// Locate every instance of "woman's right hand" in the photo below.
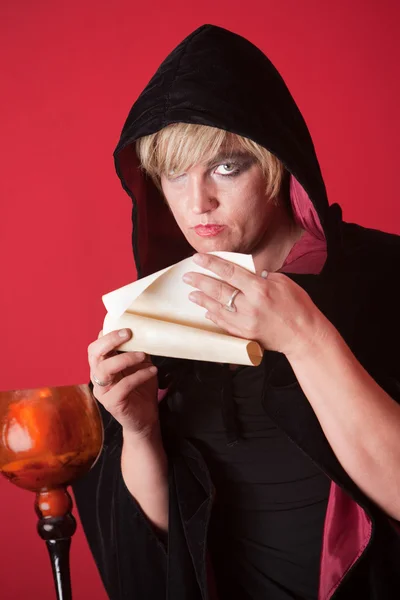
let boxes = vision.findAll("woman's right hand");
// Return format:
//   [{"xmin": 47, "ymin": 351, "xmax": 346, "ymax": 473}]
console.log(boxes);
[
  {"xmin": 89, "ymin": 329, "xmax": 169, "ymax": 530},
  {"xmin": 88, "ymin": 328, "xmax": 160, "ymax": 439}
]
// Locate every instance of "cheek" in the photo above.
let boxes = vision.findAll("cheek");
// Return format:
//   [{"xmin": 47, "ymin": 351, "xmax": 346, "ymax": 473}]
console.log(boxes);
[
  {"xmin": 161, "ymin": 185, "xmax": 185, "ymax": 223},
  {"xmin": 170, "ymin": 205, "xmax": 190, "ymax": 230},
  {"xmin": 244, "ymin": 179, "xmax": 271, "ymax": 220},
  {"xmin": 221, "ymin": 180, "xmax": 267, "ymax": 224}
]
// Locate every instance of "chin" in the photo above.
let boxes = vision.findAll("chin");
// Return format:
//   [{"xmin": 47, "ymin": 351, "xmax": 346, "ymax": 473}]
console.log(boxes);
[
  {"xmin": 193, "ymin": 240, "xmax": 237, "ymax": 254},
  {"xmin": 186, "ymin": 231, "xmax": 242, "ymax": 254}
]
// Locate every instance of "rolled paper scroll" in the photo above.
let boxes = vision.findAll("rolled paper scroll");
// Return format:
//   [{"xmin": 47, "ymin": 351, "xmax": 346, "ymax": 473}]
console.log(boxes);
[{"xmin": 102, "ymin": 252, "xmax": 263, "ymax": 366}]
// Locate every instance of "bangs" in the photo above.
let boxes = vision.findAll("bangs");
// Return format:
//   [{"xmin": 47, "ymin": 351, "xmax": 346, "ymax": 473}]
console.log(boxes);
[
  {"xmin": 137, "ymin": 124, "xmax": 237, "ymax": 177},
  {"xmin": 136, "ymin": 123, "xmax": 284, "ymax": 198}
]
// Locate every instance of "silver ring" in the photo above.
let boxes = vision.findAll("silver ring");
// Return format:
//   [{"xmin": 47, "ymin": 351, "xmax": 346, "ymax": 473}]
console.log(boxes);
[
  {"xmin": 224, "ymin": 288, "xmax": 241, "ymax": 312},
  {"xmin": 92, "ymin": 372, "xmax": 113, "ymax": 387}
]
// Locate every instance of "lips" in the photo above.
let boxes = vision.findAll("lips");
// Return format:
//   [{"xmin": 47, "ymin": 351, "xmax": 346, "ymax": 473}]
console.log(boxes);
[{"xmin": 194, "ymin": 225, "xmax": 226, "ymax": 237}]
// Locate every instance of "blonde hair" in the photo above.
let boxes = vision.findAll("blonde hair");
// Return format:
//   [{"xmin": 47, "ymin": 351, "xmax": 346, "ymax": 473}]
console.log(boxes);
[{"xmin": 135, "ymin": 123, "xmax": 284, "ymax": 199}]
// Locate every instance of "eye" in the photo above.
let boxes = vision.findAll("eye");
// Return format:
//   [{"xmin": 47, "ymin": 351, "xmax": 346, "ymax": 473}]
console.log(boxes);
[
  {"xmin": 214, "ymin": 162, "xmax": 240, "ymax": 176},
  {"xmin": 166, "ymin": 170, "xmax": 185, "ymax": 182}
]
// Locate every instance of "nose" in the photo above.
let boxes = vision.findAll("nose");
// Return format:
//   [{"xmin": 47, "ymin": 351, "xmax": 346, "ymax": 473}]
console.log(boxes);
[{"xmin": 188, "ymin": 176, "xmax": 218, "ymax": 214}]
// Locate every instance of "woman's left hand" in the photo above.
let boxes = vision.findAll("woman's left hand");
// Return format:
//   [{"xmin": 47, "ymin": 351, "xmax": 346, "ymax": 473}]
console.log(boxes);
[{"xmin": 183, "ymin": 253, "xmax": 331, "ymax": 360}]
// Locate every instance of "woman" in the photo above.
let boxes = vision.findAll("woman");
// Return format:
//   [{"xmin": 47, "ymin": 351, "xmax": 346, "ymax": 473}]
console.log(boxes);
[{"xmin": 74, "ymin": 24, "xmax": 400, "ymax": 600}]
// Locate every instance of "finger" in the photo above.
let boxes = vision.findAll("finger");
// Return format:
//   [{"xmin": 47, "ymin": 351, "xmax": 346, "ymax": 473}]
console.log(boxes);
[
  {"xmin": 110, "ymin": 365, "xmax": 158, "ymax": 398},
  {"xmin": 192, "ymin": 253, "xmax": 255, "ymax": 291},
  {"xmin": 93, "ymin": 351, "xmax": 147, "ymax": 383},
  {"xmin": 189, "ymin": 291, "xmax": 245, "ymax": 325},
  {"xmin": 205, "ymin": 311, "xmax": 247, "ymax": 338},
  {"xmin": 92, "ymin": 375, "xmax": 115, "ymax": 393},
  {"xmin": 88, "ymin": 328, "xmax": 132, "ymax": 368},
  {"xmin": 98, "ymin": 365, "xmax": 158, "ymax": 416},
  {"xmin": 188, "ymin": 290, "xmax": 224, "ymax": 313},
  {"xmin": 98, "ymin": 330, "xmax": 103, "ymax": 339},
  {"xmin": 183, "ymin": 272, "xmax": 244, "ymax": 308},
  {"xmin": 91, "ymin": 352, "xmax": 149, "ymax": 396}
]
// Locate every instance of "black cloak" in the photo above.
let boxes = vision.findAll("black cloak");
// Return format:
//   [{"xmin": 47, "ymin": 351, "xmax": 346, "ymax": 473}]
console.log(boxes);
[{"xmin": 73, "ymin": 24, "xmax": 400, "ymax": 600}]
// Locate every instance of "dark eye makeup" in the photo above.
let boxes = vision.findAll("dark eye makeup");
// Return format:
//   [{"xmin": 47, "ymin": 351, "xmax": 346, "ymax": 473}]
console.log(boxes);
[
  {"xmin": 164, "ymin": 153, "xmax": 256, "ymax": 181},
  {"xmin": 212, "ymin": 154, "xmax": 256, "ymax": 178}
]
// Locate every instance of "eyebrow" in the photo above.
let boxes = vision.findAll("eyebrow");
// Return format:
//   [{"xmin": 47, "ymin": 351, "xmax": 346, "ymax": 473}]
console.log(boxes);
[{"xmin": 204, "ymin": 150, "xmax": 253, "ymax": 167}]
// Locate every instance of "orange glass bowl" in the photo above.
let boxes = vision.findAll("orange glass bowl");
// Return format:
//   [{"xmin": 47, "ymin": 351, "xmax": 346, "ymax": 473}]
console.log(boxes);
[
  {"xmin": 0, "ymin": 384, "xmax": 104, "ymax": 600},
  {"xmin": 0, "ymin": 385, "xmax": 103, "ymax": 491}
]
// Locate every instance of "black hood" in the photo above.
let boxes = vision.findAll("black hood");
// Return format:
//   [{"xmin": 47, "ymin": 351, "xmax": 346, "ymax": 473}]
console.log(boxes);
[{"xmin": 114, "ymin": 24, "xmax": 342, "ymax": 278}]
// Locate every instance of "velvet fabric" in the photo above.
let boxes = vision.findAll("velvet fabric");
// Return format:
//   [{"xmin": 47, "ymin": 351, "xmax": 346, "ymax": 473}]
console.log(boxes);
[{"xmin": 73, "ymin": 24, "xmax": 400, "ymax": 599}]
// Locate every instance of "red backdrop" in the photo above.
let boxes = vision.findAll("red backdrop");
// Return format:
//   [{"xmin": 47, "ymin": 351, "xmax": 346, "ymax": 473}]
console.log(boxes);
[{"xmin": 1, "ymin": 1, "xmax": 399, "ymax": 598}]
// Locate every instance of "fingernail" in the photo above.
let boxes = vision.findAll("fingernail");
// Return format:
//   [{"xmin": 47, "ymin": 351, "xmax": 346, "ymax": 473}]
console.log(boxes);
[
  {"xmin": 149, "ymin": 366, "xmax": 158, "ymax": 374},
  {"xmin": 182, "ymin": 273, "xmax": 193, "ymax": 283},
  {"xmin": 118, "ymin": 328, "xmax": 130, "ymax": 338}
]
